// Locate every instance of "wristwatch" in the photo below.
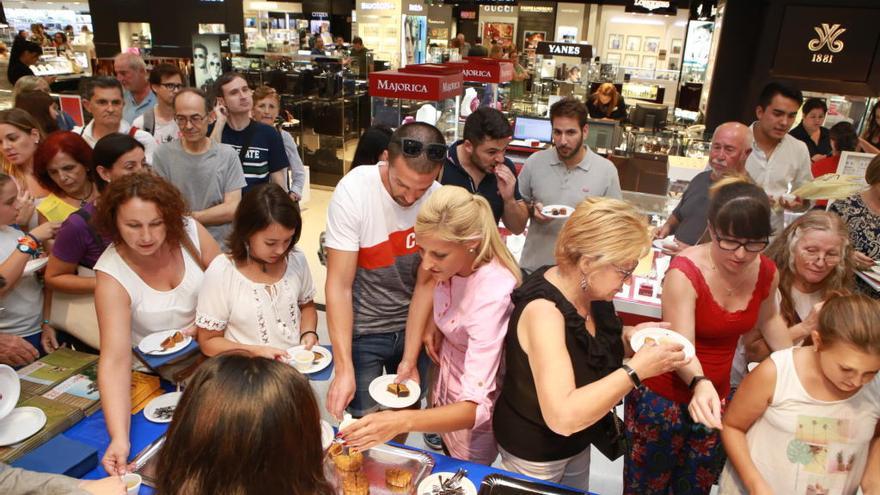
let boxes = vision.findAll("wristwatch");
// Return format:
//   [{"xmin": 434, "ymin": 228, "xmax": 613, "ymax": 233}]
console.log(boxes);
[
  {"xmin": 16, "ymin": 242, "xmax": 38, "ymax": 257},
  {"xmin": 622, "ymin": 364, "xmax": 641, "ymax": 388},
  {"xmin": 689, "ymin": 375, "xmax": 709, "ymax": 390}
]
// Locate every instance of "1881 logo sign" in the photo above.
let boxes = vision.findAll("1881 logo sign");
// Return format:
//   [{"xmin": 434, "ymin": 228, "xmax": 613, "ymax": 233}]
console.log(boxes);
[{"xmin": 807, "ymin": 23, "xmax": 845, "ymax": 64}]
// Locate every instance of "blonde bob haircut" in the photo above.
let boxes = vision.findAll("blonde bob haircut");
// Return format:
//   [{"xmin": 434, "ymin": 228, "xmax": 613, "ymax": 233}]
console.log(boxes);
[
  {"xmin": 415, "ymin": 185, "xmax": 522, "ymax": 286},
  {"xmin": 555, "ymin": 197, "xmax": 651, "ymax": 271}
]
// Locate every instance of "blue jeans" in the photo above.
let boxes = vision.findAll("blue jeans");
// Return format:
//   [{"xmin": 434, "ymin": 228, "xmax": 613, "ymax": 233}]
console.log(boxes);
[{"xmin": 349, "ymin": 330, "xmax": 429, "ymax": 417}]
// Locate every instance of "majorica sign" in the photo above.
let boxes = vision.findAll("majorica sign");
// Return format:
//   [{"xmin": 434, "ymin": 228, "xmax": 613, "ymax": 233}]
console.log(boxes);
[
  {"xmin": 377, "ymin": 80, "xmax": 427, "ymax": 93},
  {"xmin": 463, "ymin": 69, "xmax": 492, "ymax": 78}
]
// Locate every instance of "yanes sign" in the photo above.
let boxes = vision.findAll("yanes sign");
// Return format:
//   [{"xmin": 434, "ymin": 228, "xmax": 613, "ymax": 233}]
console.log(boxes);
[{"xmin": 535, "ymin": 41, "xmax": 593, "ymax": 59}]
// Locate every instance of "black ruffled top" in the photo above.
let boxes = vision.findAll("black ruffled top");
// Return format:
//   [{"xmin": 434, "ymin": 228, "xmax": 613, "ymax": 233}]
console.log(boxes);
[{"xmin": 493, "ymin": 266, "xmax": 624, "ymax": 462}]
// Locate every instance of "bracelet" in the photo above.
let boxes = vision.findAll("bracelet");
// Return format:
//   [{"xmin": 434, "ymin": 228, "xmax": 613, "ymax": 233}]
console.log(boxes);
[
  {"xmin": 689, "ymin": 375, "xmax": 708, "ymax": 391},
  {"xmin": 25, "ymin": 232, "xmax": 40, "ymax": 246},
  {"xmin": 622, "ymin": 364, "xmax": 641, "ymax": 388},
  {"xmin": 300, "ymin": 331, "xmax": 318, "ymax": 340},
  {"xmin": 42, "ymin": 319, "xmax": 50, "ymax": 325}
]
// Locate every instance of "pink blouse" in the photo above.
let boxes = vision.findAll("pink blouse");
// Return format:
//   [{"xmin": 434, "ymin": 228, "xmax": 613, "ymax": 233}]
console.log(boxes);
[{"xmin": 432, "ymin": 259, "xmax": 517, "ymax": 465}]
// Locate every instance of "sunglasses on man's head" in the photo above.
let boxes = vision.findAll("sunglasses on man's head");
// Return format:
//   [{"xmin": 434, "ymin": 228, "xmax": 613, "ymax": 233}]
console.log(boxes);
[{"xmin": 393, "ymin": 138, "xmax": 447, "ymax": 162}]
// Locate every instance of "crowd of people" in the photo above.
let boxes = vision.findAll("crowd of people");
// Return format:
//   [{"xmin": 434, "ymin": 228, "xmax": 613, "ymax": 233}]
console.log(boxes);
[{"xmin": 0, "ymin": 52, "xmax": 878, "ymax": 495}]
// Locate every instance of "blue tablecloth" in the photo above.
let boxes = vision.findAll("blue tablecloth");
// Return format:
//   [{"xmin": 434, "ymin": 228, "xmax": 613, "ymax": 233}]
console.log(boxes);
[{"xmin": 66, "ymin": 408, "xmax": 590, "ymax": 494}]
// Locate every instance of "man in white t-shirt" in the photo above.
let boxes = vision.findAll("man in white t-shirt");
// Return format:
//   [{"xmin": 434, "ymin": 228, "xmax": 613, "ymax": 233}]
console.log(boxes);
[
  {"xmin": 745, "ymin": 82, "xmax": 812, "ymax": 233},
  {"xmin": 132, "ymin": 63, "xmax": 183, "ymax": 144},
  {"xmin": 324, "ymin": 122, "xmax": 446, "ymax": 420}
]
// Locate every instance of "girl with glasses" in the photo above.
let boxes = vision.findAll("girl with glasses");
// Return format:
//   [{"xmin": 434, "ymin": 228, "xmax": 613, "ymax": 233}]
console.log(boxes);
[{"xmin": 624, "ymin": 177, "xmax": 795, "ymax": 495}]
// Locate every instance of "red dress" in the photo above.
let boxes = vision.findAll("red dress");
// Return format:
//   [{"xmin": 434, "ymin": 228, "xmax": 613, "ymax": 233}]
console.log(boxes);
[{"xmin": 643, "ymin": 254, "xmax": 776, "ymax": 403}]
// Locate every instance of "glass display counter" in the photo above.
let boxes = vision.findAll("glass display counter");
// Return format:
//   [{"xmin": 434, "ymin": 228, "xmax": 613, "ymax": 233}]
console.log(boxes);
[
  {"xmin": 443, "ymin": 57, "xmax": 514, "ymax": 114},
  {"xmin": 369, "ymin": 64, "xmax": 464, "ymax": 144}
]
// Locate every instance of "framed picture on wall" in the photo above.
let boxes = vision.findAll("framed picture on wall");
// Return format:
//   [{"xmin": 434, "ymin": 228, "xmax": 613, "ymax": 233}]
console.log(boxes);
[
  {"xmin": 623, "ymin": 53, "xmax": 639, "ymax": 67},
  {"xmin": 626, "ymin": 35, "xmax": 641, "ymax": 52},
  {"xmin": 643, "ymin": 37, "xmax": 660, "ymax": 53},
  {"xmin": 606, "ymin": 52, "xmax": 621, "ymax": 65},
  {"xmin": 642, "ymin": 55, "xmax": 656, "ymax": 69},
  {"xmin": 608, "ymin": 34, "xmax": 623, "ymax": 51},
  {"xmin": 671, "ymin": 38, "xmax": 683, "ymax": 55},
  {"xmin": 523, "ymin": 31, "xmax": 546, "ymax": 50},
  {"xmin": 668, "ymin": 57, "xmax": 680, "ymax": 70},
  {"xmin": 483, "ymin": 22, "xmax": 514, "ymax": 46}
]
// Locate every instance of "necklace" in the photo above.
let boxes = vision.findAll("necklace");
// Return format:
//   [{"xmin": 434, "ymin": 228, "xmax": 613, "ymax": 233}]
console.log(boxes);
[
  {"xmin": 70, "ymin": 182, "xmax": 94, "ymax": 207},
  {"xmin": 708, "ymin": 251, "xmax": 747, "ymax": 296}
]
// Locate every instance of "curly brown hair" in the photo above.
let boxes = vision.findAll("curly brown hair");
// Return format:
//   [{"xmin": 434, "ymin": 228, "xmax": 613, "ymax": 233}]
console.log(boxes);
[{"xmin": 94, "ymin": 172, "xmax": 190, "ymax": 248}]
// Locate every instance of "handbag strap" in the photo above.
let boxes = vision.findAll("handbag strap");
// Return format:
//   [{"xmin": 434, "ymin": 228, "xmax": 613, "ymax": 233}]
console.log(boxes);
[{"xmin": 179, "ymin": 228, "xmax": 206, "ymax": 272}]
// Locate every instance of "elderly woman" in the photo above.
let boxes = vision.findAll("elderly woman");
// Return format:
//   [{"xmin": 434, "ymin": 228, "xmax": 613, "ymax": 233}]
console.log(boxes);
[
  {"xmin": 830, "ymin": 154, "xmax": 880, "ymax": 297},
  {"xmin": 250, "ymin": 86, "xmax": 305, "ymax": 201},
  {"xmin": 492, "ymin": 197, "xmax": 688, "ymax": 491}
]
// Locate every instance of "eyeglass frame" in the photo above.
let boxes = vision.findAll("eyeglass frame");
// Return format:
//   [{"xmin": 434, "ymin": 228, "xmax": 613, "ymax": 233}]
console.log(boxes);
[
  {"xmin": 797, "ymin": 246, "xmax": 842, "ymax": 265},
  {"xmin": 391, "ymin": 137, "xmax": 447, "ymax": 162},
  {"xmin": 159, "ymin": 83, "xmax": 184, "ymax": 91},
  {"xmin": 612, "ymin": 263, "xmax": 637, "ymax": 281},
  {"xmin": 173, "ymin": 113, "xmax": 209, "ymax": 126},
  {"xmin": 712, "ymin": 234, "xmax": 770, "ymax": 253}
]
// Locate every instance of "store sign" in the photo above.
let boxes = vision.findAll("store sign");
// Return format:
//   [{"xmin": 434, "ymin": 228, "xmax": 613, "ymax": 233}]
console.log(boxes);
[
  {"xmin": 535, "ymin": 42, "xmax": 593, "ymax": 59},
  {"xmin": 311, "ymin": 11, "xmax": 329, "ymax": 18},
  {"xmin": 408, "ymin": 4, "xmax": 423, "ymax": 12},
  {"xmin": 481, "ymin": 5, "xmax": 515, "ymax": 14},
  {"xmin": 461, "ymin": 11, "xmax": 476, "ymax": 19},
  {"xmin": 519, "ymin": 5, "xmax": 553, "ymax": 14},
  {"xmin": 361, "ymin": 2, "xmax": 395, "ymax": 10},
  {"xmin": 625, "ymin": 0, "xmax": 677, "ymax": 16},
  {"xmin": 369, "ymin": 70, "xmax": 464, "ymax": 100},
  {"xmin": 773, "ymin": 6, "xmax": 878, "ymax": 82}
]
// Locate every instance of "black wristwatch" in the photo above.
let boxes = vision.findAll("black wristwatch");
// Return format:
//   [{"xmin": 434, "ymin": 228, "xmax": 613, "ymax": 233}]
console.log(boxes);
[
  {"xmin": 689, "ymin": 375, "xmax": 708, "ymax": 390},
  {"xmin": 622, "ymin": 364, "xmax": 641, "ymax": 388}
]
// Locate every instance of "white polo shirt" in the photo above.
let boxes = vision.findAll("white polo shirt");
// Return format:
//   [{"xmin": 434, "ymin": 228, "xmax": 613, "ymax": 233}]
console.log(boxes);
[{"xmin": 72, "ymin": 120, "xmax": 157, "ymax": 163}]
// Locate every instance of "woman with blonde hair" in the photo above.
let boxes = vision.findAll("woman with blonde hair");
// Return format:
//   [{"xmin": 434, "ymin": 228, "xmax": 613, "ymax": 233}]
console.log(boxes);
[
  {"xmin": 587, "ymin": 82, "xmax": 627, "ymax": 121},
  {"xmin": 735, "ymin": 210, "xmax": 853, "ymax": 374},
  {"xmin": 0, "ymin": 108, "xmax": 48, "ymax": 227},
  {"xmin": 342, "ymin": 185, "xmax": 522, "ymax": 464},
  {"xmin": 489, "ymin": 197, "xmax": 688, "ymax": 490}
]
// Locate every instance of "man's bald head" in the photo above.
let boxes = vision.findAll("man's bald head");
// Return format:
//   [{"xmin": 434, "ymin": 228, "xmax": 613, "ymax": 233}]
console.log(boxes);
[{"xmin": 709, "ymin": 121, "xmax": 752, "ymax": 179}]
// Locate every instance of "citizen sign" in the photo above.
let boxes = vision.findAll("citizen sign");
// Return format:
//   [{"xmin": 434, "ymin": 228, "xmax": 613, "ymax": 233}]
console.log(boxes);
[{"xmin": 377, "ymin": 80, "xmax": 428, "ymax": 93}]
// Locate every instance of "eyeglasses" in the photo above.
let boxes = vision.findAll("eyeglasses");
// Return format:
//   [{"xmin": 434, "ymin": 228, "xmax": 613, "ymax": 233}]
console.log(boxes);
[
  {"xmin": 174, "ymin": 114, "xmax": 207, "ymax": 126},
  {"xmin": 160, "ymin": 83, "xmax": 184, "ymax": 91},
  {"xmin": 392, "ymin": 138, "xmax": 447, "ymax": 162},
  {"xmin": 799, "ymin": 248, "xmax": 841, "ymax": 265},
  {"xmin": 715, "ymin": 236, "xmax": 769, "ymax": 253},
  {"xmin": 612, "ymin": 263, "xmax": 636, "ymax": 281}
]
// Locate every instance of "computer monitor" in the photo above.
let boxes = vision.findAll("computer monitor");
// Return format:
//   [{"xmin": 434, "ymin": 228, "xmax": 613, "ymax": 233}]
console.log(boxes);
[
  {"xmin": 513, "ymin": 117, "xmax": 552, "ymax": 143},
  {"xmin": 630, "ymin": 102, "xmax": 669, "ymax": 131},
  {"xmin": 585, "ymin": 119, "xmax": 621, "ymax": 152}
]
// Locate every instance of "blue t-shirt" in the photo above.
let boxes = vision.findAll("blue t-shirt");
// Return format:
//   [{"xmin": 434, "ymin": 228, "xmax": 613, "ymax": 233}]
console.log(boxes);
[{"xmin": 221, "ymin": 120, "xmax": 289, "ymax": 192}]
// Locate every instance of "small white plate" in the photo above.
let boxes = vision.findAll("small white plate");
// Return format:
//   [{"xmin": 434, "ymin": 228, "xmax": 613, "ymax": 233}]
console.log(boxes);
[
  {"xmin": 747, "ymin": 362, "xmax": 760, "ymax": 373},
  {"xmin": 870, "ymin": 264, "xmax": 880, "ymax": 275},
  {"xmin": 144, "ymin": 391, "xmax": 183, "ymax": 423},
  {"xmin": 0, "ymin": 406, "xmax": 47, "ymax": 446},
  {"xmin": 137, "ymin": 330, "xmax": 192, "ymax": 356},
  {"xmin": 283, "ymin": 344, "xmax": 332, "ymax": 374},
  {"xmin": 417, "ymin": 472, "xmax": 477, "ymax": 495},
  {"xmin": 23, "ymin": 258, "xmax": 48, "ymax": 276},
  {"xmin": 368, "ymin": 375, "xmax": 420, "ymax": 409},
  {"xmin": 630, "ymin": 327, "xmax": 696, "ymax": 360},
  {"xmin": 321, "ymin": 419, "xmax": 335, "ymax": 450},
  {"xmin": 541, "ymin": 204, "xmax": 573, "ymax": 219},
  {"xmin": 652, "ymin": 235, "xmax": 677, "ymax": 251},
  {"xmin": 0, "ymin": 364, "xmax": 20, "ymax": 422}
]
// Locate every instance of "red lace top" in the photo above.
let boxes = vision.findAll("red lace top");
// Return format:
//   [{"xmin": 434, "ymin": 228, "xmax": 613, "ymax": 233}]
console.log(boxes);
[{"xmin": 643, "ymin": 254, "xmax": 776, "ymax": 404}]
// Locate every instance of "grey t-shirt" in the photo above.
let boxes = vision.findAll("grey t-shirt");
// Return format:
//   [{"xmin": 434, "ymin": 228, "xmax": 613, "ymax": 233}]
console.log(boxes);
[
  {"xmin": 672, "ymin": 170, "xmax": 713, "ymax": 245},
  {"xmin": 518, "ymin": 146, "xmax": 622, "ymax": 273},
  {"xmin": 152, "ymin": 140, "xmax": 247, "ymax": 245}
]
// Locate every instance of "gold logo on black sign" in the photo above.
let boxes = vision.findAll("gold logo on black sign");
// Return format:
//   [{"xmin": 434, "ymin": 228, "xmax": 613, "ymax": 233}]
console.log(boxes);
[{"xmin": 808, "ymin": 23, "xmax": 846, "ymax": 53}]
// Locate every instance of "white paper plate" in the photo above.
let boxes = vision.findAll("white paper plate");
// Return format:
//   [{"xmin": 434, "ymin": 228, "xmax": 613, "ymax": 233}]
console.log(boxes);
[
  {"xmin": 368, "ymin": 375, "xmax": 420, "ymax": 409},
  {"xmin": 144, "ymin": 391, "xmax": 183, "ymax": 424},
  {"xmin": 630, "ymin": 327, "xmax": 696, "ymax": 360},
  {"xmin": 0, "ymin": 406, "xmax": 47, "ymax": 446},
  {"xmin": 137, "ymin": 330, "xmax": 192, "ymax": 356},
  {"xmin": 283, "ymin": 344, "xmax": 332, "ymax": 374},
  {"xmin": 540, "ymin": 204, "xmax": 573, "ymax": 219},
  {"xmin": 417, "ymin": 472, "xmax": 477, "ymax": 495},
  {"xmin": 0, "ymin": 364, "xmax": 20, "ymax": 422},
  {"xmin": 652, "ymin": 235, "xmax": 677, "ymax": 251},
  {"xmin": 321, "ymin": 419, "xmax": 335, "ymax": 450},
  {"xmin": 23, "ymin": 258, "xmax": 48, "ymax": 276},
  {"xmin": 747, "ymin": 362, "xmax": 760, "ymax": 373},
  {"xmin": 870, "ymin": 264, "xmax": 880, "ymax": 275}
]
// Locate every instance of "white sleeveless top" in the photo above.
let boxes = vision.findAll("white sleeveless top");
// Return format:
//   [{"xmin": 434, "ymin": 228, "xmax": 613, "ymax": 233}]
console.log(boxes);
[
  {"xmin": 718, "ymin": 347, "xmax": 880, "ymax": 495},
  {"xmin": 94, "ymin": 217, "xmax": 204, "ymax": 346}
]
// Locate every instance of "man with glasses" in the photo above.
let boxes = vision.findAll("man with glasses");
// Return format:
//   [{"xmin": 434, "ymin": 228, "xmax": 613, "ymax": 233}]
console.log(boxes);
[
  {"xmin": 212, "ymin": 72, "xmax": 289, "ymax": 193},
  {"xmin": 114, "ymin": 52, "xmax": 156, "ymax": 124},
  {"xmin": 132, "ymin": 64, "xmax": 184, "ymax": 144},
  {"xmin": 654, "ymin": 122, "xmax": 752, "ymax": 254},
  {"xmin": 518, "ymin": 96, "xmax": 621, "ymax": 275},
  {"xmin": 151, "ymin": 88, "xmax": 245, "ymax": 246},
  {"xmin": 73, "ymin": 77, "xmax": 156, "ymax": 161},
  {"xmin": 442, "ymin": 107, "xmax": 528, "ymax": 235},
  {"xmin": 324, "ymin": 122, "xmax": 443, "ymax": 423}
]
